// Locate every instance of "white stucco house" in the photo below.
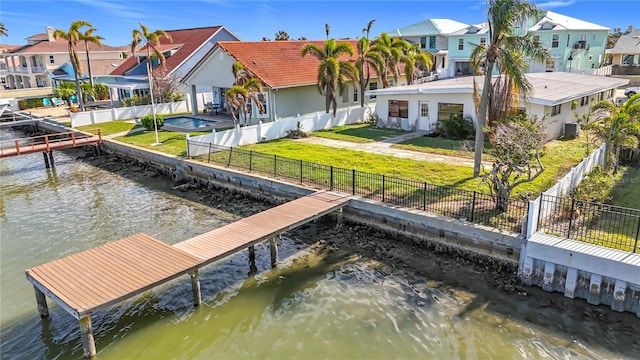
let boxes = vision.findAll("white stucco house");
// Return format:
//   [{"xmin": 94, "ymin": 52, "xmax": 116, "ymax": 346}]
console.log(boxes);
[{"xmin": 366, "ymin": 72, "xmax": 628, "ymax": 140}]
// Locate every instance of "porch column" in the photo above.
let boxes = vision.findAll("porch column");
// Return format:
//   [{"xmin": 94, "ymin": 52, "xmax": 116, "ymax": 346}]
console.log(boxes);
[{"xmin": 190, "ymin": 84, "xmax": 198, "ymax": 115}]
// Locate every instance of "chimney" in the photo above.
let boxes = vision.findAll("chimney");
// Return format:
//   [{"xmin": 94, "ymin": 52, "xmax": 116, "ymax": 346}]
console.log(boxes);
[{"xmin": 47, "ymin": 26, "xmax": 55, "ymax": 42}]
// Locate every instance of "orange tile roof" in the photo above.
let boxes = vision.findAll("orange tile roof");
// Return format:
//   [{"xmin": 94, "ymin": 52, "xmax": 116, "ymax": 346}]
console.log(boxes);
[
  {"xmin": 215, "ymin": 40, "xmax": 361, "ymax": 88},
  {"xmin": 111, "ymin": 26, "xmax": 223, "ymax": 76}
]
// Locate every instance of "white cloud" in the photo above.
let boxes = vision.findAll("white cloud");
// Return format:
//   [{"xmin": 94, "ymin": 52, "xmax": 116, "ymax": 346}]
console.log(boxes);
[{"xmin": 534, "ymin": 0, "xmax": 576, "ymax": 9}]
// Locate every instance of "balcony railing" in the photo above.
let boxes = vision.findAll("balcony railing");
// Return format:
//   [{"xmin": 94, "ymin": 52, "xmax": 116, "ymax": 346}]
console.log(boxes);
[
  {"xmin": 31, "ymin": 66, "xmax": 46, "ymax": 73},
  {"xmin": 0, "ymin": 70, "xmax": 7, "ymax": 76}
]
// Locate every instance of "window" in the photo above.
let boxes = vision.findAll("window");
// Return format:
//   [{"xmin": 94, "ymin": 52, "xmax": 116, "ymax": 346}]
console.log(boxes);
[
  {"xmin": 598, "ymin": 92, "xmax": 604, "ymax": 101},
  {"xmin": 255, "ymin": 92, "xmax": 269, "ymax": 118},
  {"xmin": 429, "ymin": 36, "xmax": 436, "ymax": 49},
  {"xmin": 49, "ymin": 55, "xmax": 55, "ymax": 64},
  {"xmin": 480, "ymin": 37, "xmax": 486, "ymax": 47},
  {"xmin": 420, "ymin": 103, "xmax": 429, "ymax": 117},
  {"xmin": 551, "ymin": 104, "xmax": 561, "ymax": 116},
  {"xmin": 438, "ymin": 103, "xmax": 464, "ymax": 121},
  {"xmin": 368, "ymin": 82, "xmax": 377, "ymax": 99},
  {"xmin": 353, "ymin": 86, "xmax": 358, "ymax": 103},
  {"xmin": 566, "ymin": 34, "xmax": 571, "ymax": 47},
  {"xmin": 593, "ymin": 32, "xmax": 596, "ymax": 40},
  {"xmin": 342, "ymin": 85, "xmax": 349, "ymax": 103},
  {"xmin": 552, "ymin": 34, "xmax": 559, "ymax": 48},
  {"xmin": 607, "ymin": 89, "xmax": 614, "ymax": 98},
  {"xmin": 458, "ymin": 39, "xmax": 464, "ymax": 50},
  {"xmin": 533, "ymin": 35, "xmax": 540, "ymax": 48},
  {"xmin": 420, "ymin": 36, "xmax": 427, "ymax": 49},
  {"xmin": 580, "ymin": 96, "xmax": 589, "ymax": 106},
  {"xmin": 388, "ymin": 100, "xmax": 408, "ymax": 118}
]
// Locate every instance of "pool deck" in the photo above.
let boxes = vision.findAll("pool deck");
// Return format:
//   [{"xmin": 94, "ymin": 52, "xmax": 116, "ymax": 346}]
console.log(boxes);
[{"xmin": 163, "ymin": 113, "xmax": 235, "ymax": 133}]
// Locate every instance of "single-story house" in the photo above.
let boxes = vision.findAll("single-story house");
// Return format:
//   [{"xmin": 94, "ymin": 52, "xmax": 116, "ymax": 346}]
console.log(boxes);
[
  {"xmin": 610, "ymin": 29, "xmax": 640, "ymax": 65},
  {"xmin": 366, "ymin": 72, "xmax": 628, "ymax": 140},
  {"xmin": 182, "ymin": 40, "xmax": 388, "ymax": 124}
]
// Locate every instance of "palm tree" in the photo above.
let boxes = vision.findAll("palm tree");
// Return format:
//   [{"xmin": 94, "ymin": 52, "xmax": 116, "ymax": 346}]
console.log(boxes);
[
  {"xmin": 355, "ymin": 20, "xmax": 385, "ymax": 107},
  {"xmin": 54, "ymin": 20, "xmax": 92, "ymax": 112},
  {"xmin": 0, "ymin": 23, "xmax": 7, "ymax": 37},
  {"xmin": 131, "ymin": 22, "xmax": 171, "ymax": 145},
  {"xmin": 226, "ymin": 61, "xmax": 265, "ymax": 127},
  {"xmin": 469, "ymin": 0, "xmax": 550, "ymax": 177},
  {"xmin": 373, "ymin": 32, "xmax": 411, "ymax": 88},
  {"xmin": 80, "ymin": 26, "xmax": 104, "ymax": 88},
  {"xmin": 400, "ymin": 43, "xmax": 433, "ymax": 85},
  {"xmin": 301, "ymin": 30, "xmax": 359, "ymax": 116},
  {"xmin": 584, "ymin": 94, "xmax": 640, "ymax": 170}
]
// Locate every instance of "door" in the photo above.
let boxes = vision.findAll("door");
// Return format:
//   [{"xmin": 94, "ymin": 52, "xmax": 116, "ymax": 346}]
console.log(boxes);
[{"xmin": 418, "ymin": 101, "xmax": 432, "ymax": 130}]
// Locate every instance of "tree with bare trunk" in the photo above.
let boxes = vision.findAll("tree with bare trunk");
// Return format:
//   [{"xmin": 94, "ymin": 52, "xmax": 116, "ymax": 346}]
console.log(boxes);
[
  {"xmin": 54, "ymin": 20, "xmax": 93, "ymax": 111},
  {"xmin": 79, "ymin": 26, "xmax": 104, "ymax": 88}
]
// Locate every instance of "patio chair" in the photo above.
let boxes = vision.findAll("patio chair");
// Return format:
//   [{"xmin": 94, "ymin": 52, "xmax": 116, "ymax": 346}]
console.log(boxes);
[
  {"xmin": 42, "ymin": 98, "xmax": 52, "ymax": 107},
  {"xmin": 51, "ymin": 97, "xmax": 64, "ymax": 107},
  {"xmin": 204, "ymin": 102, "xmax": 214, "ymax": 114}
]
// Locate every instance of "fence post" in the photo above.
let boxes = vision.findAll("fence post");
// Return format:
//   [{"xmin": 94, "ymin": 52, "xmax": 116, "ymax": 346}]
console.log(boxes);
[
  {"xmin": 330, "ymin": 166, "xmax": 334, "ymax": 191},
  {"xmin": 634, "ymin": 219, "xmax": 640, "ymax": 253},
  {"xmin": 567, "ymin": 197, "xmax": 576, "ymax": 239},
  {"xmin": 352, "ymin": 169, "xmax": 356, "ymax": 195},
  {"xmin": 249, "ymin": 150, "xmax": 253, "ymax": 171},
  {"xmin": 382, "ymin": 175, "xmax": 386, "ymax": 203},
  {"xmin": 470, "ymin": 191, "xmax": 477, "ymax": 223},
  {"xmin": 227, "ymin": 147, "xmax": 233, "ymax": 166},
  {"xmin": 423, "ymin": 182, "xmax": 427, "ymax": 211},
  {"xmin": 299, "ymin": 160, "xmax": 303, "ymax": 183},
  {"xmin": 274, "ymin": 154, "xmax": 277, "ymax": 176},
  {"xmin": 207, "ymin": 143, "xmax": 212, "ymax": 163}
]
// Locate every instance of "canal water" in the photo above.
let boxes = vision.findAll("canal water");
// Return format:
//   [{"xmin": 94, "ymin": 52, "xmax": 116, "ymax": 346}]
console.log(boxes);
[{"xmin": 0, "ymin": 127, "xmax": 638, "ymax": 359}]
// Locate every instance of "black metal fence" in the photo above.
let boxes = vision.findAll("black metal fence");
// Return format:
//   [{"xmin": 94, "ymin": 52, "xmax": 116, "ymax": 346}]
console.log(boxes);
[
  {"xmin": 188, "ymin": 141, "xmax": 529, "ymax": 233},
  {"xmin": 538, "ymin": 194, "xmax": 640, "ymax": 253}
]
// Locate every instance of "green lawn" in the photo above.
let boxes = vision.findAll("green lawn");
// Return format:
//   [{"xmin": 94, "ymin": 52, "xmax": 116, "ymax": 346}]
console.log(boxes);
[
  {"xmin": 76, "ymin": 121, "xmax": 140, "ymax": 136},
  {"xmin": 312, "ymin": 124, "xmax": 407, "ymax": 143},
  {"xmin": 608, "ymin": 166, "xmax": 640, "ymax": 209},
  {"xmin": 392, "ymin": 136, "xmax": 492, "ymax": 159},
  {"xmin": 113, "ymin": 130, "xmax": 210, "ymax": 157}
]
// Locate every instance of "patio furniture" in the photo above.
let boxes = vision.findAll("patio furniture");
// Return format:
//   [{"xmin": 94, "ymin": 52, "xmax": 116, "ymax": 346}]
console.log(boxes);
[
  {"xmin": 42, "ymin": 98, "xmax": 52, "ymax": 107},
  {"xmin": 51, "ymin": 97, "xmax": 64, "ymax": 107},
  {"xmin": 69, "ymin": 95, "xmax": 78, "ymax": 104}
]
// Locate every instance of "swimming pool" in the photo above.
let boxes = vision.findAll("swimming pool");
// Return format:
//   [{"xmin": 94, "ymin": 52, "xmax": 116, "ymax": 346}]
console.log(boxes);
[{"xmin": 163, "ymin": 116, "xmax": 217, "ymax": 132}]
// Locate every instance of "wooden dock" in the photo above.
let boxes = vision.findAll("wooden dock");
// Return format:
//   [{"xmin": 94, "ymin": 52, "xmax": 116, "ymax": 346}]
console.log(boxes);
[
  {"xmin": 25, "ymin": 191, "xmax": 349, "ymax": 358},
  {"xmin": 0, "ymin": 130, "xmax": 102, "ymax": 159}
]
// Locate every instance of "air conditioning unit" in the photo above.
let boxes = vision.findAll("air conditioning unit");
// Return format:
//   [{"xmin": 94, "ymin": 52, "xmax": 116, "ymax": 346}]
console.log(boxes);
[{"xmin": 565, "ymin": 123, "xmax": 580, "ymax": 139}]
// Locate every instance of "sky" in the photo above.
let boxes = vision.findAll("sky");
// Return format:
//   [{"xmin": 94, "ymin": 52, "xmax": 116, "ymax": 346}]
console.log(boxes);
[{"xmin": 1, "ymin": 0, "xmax": 638, "ymax": 47}]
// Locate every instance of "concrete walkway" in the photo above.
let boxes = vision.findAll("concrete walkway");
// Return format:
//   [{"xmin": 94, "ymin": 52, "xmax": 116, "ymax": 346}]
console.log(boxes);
[{"xmin": 295, "ymin": 132, "xmax": 488, "ymax": 167}]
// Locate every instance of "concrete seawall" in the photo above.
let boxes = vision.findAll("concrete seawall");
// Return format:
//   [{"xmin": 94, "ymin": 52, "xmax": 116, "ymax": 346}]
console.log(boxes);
[{"xmin": 100, "ymin": 139, "xmax": 522, "ymax": 264}]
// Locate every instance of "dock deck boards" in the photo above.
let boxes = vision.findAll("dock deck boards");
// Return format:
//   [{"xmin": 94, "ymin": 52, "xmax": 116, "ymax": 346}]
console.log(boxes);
[{"xmin": 25, "ymin": 191, "xmax": 350, "ymax": 320}]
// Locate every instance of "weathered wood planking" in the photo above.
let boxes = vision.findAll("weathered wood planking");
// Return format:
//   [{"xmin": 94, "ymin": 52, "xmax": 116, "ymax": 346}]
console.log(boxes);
[
  {"xmin": 174, "ymin": 192, "xmax": 350, "ymax": 264},
  {"xmin": 26, "ymin": 233, "xmax": 202, "ymax": 319}
]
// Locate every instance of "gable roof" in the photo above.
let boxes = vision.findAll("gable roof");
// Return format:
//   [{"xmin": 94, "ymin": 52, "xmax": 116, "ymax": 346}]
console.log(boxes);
[
  {"xmin": 7, "ymin": 39, "xmax": 123, "ymax": 55},
  {"xmin": 611, "ymin": 29, "xmax": 640, "ymax": 55},
  {"xmin": 390, "ymin": 19, "xmax": 469, "ymax": 37},
  {"xmin": 206, "ymin": 40, "xmax": 361, "ymax": 89},
  {"xmin": 449, "ymin": 22, "xmax": 490, "ymax": 36},
  {"xmin": 368, "ymin": 72, "xmax": 628, "ymax": 106},
  {"xmin": 530, "ymin": 11, "xmax": 608, "ymax": 31},
  {"xmin": 110, "ymin": 26, "xmax": 228, "ymax": 76}
]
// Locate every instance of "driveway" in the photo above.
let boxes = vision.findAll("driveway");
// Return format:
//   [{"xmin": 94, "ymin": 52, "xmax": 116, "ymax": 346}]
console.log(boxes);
[{"xmin": 295, "ymin": 132, "xmax": 490, "ymax": 167}]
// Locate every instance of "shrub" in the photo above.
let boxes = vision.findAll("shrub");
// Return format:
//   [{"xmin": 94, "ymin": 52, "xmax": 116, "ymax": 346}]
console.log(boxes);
[
  {"xmin": 53, "ymin": 81, "xmax": 76, "ymax": 100},
  {"xmin": 140, "ymin": 114, "xmax": 164, "ymax": 131},
  {"xmin": 436, "ymin": 115, "xmax": 474, "ymax": 140},
  {"xmin": 571, "ymin": 166, "xmax": 614, "ymax": 203},
  {"xmin": 18, "ymin": 98, "xmax": 48, "ymax": 110},
  {"xmin": 93, "ymin": 84, "xmax": 110, "ymax": 100}
]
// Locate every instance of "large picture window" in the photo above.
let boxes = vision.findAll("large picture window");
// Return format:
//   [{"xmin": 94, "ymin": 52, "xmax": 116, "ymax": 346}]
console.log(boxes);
[
  {"xmin": 388, "ymin": 100, "xmax": 408, "ymax": 118},
  {"xmin": 438, "ymin": 103, "xmax": 464, "ymax": 121}
]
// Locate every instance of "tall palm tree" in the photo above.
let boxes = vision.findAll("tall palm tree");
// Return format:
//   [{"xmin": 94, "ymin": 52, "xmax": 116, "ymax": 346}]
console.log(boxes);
[
  {"xmin": 356, "ymin": 20, "xmax": 385, "ymax": 107},
  {"xmin": 0, "ymin": 23, "xmax": 7, "ymax": 37},
  {"xmin": 469, "ymin": 0, "xmax": 550, "ymax": 177},
  {"xmin": 80, "ymin": 27, "xmax": 104, "ymax": 88},
  {"xmin": 131, "ymin": 22, "xmax": 171, "ymax": 145},
  {"xmin": 226, "ymin": 61, "xmax": 265, "ymax": 127},
  {"xmin": 301, "ymin": 32, "xmax": 359, "ymax": 116},
  {"xmin": 54, "ymin": 20, "xmax": 92, "ymax": 111},
  {"xmin": 373, "ymin": 32, "xmax": 410, "ymax": 88},
  {"xmin": 400, "ymin": 43, "xmax": 433, "ymax": 85}
]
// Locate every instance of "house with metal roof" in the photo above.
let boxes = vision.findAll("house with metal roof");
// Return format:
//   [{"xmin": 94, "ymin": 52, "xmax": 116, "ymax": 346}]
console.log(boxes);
[
  {"xmin": 107, "ymin": 26, "xmax": 240, "ymax": 106},
  {"xmin": 0, "ymin": 26, "xmax": 126, "ymax": 90},
  {"xmin": 366, "ymin": 72, "xmax": 628, "ymax": 141},
  {"xmin": 182, "ymin": 40, "xmax": 384, "ymax": 124},
  {"xmin": 389, "ymin": 19, "xmax": 469, "ymax": 79},
  {"xmin": 609, "ymin": 28, "xmax": 640, "ymax": 66}
]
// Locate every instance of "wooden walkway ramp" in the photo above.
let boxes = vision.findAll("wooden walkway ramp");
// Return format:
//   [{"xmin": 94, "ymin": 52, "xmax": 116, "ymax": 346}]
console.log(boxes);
[
  {"xmin": 0, "ymin": 130, "xmax": 102, "ymax": 159},
  {"xmin": 25, "ymin": 191, "xmax": 349, "ymax": 358}
]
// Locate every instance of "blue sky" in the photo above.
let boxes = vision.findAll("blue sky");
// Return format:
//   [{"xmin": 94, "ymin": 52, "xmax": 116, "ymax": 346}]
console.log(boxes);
[{"xmin": 1, "ymin": 0, "xmax": 636, "ymax": 47}]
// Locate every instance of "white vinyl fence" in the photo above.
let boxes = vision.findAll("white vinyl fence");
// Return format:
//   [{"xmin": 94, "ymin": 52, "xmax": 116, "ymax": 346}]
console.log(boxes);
[
  {"xmin": 525, "ymin": 143, "xmax": 606, "ymax": 238},
  {"xmin": 70, "ymin": 100, "xmax": 192, "ymax": 128},
  {"xmin": 187, "ymin": 105, "xmax": 374, "ymax": 157}
]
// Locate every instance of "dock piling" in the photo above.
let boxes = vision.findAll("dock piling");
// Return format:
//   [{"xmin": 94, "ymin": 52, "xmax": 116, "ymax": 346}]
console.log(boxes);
[
  {"xmin": 33, "ymin": 286, "xmax": 49, "ymax": 318},
  {"xmin": 191, "ymin": 270, "xmax": 202, "ymax": 306},
  {"xmin": 79, "ymin": 316, "xmax": 96, "ymax": 358},
  {"xmin": 42, "ymin": 152, "xmax": 50, "ymax": 168},
  {"xmin": 270, "ymin": 236, "xmax": 278, "ymax": 268},
  {"xmin": 248, "ymin": 246, "xmax": 257, "ymax": 274}
]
